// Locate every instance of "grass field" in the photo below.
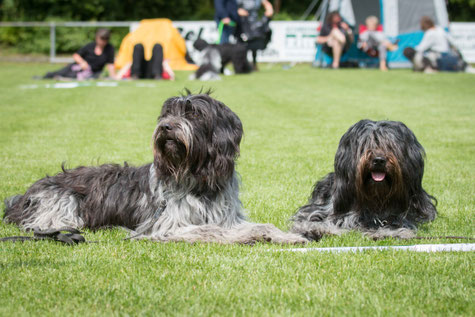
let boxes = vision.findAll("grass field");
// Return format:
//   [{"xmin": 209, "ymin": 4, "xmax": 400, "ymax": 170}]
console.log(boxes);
[{"xmin": 0, "ymin": 62, "xmax": 474, "ymax": 316}]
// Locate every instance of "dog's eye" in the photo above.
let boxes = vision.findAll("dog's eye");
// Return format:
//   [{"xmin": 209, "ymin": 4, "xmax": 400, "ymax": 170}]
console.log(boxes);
[{"xmin": 185, "ymin": 111, "xmax": 201, "ymax": 119}]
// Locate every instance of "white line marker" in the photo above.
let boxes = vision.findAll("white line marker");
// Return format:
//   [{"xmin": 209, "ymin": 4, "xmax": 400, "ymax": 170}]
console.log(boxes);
[
  {"xmin": 19, "ymin": 82, "xmax": 157, "ymax": 89},
  {"xmin": 276, "ymin": 243, "xmax": 475, "ymax": 253},
  {"xmin": 96, "ymin": 81, "xmax": 118, "ymax": 87}
]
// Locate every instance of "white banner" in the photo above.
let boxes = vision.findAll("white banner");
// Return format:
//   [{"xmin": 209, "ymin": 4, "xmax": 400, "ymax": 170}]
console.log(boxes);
[
  {"xmin": 173, "ymin": 21, "xmax": 319, "ymax": 63},
  {"xmin": 131, "ymin": 21, "xmax": 475, "ymax": 63},
  {"xmin": 450, "ymin": 22, "xmax": 475, "ymax": 63}
]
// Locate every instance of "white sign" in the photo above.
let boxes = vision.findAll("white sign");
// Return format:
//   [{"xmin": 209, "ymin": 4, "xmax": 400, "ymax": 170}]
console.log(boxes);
[
  {"xmin": 131, "ymin": 21, "xmax": 475, "ymax": 63},
  {"xmin": 256, "ymin": 21, "xmax": 318, "ymax": 62},
  {"xmin": 172, "ymin": 20, "xmax": 318, "ymax": 63},
  {"xmin": 450, "ymin": 22, "xmax": 475, "ymax": 63}
]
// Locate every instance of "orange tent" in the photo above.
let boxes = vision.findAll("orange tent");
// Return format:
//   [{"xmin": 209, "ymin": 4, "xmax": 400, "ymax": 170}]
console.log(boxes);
[{"xmin": 115, "ymin": 18, "xmax": 197, "ymax": 71}]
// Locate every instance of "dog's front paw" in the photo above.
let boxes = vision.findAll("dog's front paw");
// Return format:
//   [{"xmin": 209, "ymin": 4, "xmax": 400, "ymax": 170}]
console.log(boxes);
[{"xmin": 268, "ymin": 231, "xmax": 309, "ymax": 245}]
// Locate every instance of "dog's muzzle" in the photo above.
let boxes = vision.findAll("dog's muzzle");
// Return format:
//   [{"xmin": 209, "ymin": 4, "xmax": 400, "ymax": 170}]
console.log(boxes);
[{"xmin": 156, "ymin": 121, "xmax": 180, "ymax": 142}]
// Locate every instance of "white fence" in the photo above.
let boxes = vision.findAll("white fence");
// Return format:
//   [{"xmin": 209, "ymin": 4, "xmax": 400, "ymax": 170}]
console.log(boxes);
[
  {"xmin": 1, "ymin": 21, "xmax": 474, "ymax": 63},
  {"xmin": 173, "ymin": 21, "xmax": 475, "ymax": 63},
  {"xmin": 449, "ymin": 22, "xmax": 475, "ymax": 62},
  {"xmin": 172, "ymin": 21, "xmax": 319, "ymax": 63}
]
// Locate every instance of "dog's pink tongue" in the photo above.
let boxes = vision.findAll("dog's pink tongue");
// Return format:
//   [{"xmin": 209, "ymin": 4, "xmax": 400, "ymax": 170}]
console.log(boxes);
[{"xmin": 371, "ymin": 172, "xmax": 386, "ymax": 182}]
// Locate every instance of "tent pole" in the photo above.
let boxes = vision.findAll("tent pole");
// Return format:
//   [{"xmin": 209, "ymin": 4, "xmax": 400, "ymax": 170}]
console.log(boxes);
[
  {"xmin": 315, "ymin": 0, "xmax": 329, "ymax": 68},
  {"xmin": 300, "ymin": 0, "xmax": 321, "ymax": 20},
  {"xmin": 314, "ymin": 0, "xmax": 326, "ymax": 21}
]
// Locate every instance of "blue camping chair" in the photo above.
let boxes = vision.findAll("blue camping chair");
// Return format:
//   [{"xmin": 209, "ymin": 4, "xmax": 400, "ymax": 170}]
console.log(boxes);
[{"xmin": 313, "ymin": 33, "xmax": 381, "ymax": 68}]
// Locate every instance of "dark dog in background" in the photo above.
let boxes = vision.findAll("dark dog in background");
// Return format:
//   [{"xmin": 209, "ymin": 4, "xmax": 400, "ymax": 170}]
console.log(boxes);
[
  {"xmin": 239, "ymin": 15, "xmax": 272, "ymax": 70},
  {"xmin": 3, "ymin": 92, "xmax": 305, "ymax": 244},
  {"xmin": 291, "ymin": 120, "xmax": 437, "ymax": 240},
  {"xmin": 189, "ymin": 39, "xmax": 252, "ymax": 81}
]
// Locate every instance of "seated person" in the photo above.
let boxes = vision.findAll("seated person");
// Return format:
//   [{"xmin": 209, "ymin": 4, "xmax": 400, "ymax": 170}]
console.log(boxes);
[
  {"xmin": 317, "ymin": 11, "xmax": 353, "ymax": 69},
  {"xmin": 358, "ymin": 16, "xmax": 398, "ymax": 71},
  {"xmin": 43, "ymin": 28, "xmax": 116, "ymax": 80},
  {"xmin": 116, "ymin": 43, "xmax": 174, "ymax": 80},
  {"xmin": 403, "ymin": 16, "xmax": 466, "ymax": 72}
]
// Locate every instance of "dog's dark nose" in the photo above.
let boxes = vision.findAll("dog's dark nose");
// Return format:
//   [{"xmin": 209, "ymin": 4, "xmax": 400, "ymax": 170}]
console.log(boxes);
[
  {"xmin": 159, "ymin": 123, "xmax": 173, "ymax": 132},
  {"xmin": 373, "ymin": 157, "xmax": 386, "ymax": 166}
]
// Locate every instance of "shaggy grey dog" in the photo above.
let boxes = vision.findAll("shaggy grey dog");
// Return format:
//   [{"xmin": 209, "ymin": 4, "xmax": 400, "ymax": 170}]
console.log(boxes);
[
  {"xmin": 291, "ymin": 120, "xmax": 437, "ymax": 240},
  {"xmin": 3, "ymin": 92, "xmax": 305, "ymax": 244},
  {"xmin": 189, "ymin": 39, "xmax": 252, "ymax": 81}
]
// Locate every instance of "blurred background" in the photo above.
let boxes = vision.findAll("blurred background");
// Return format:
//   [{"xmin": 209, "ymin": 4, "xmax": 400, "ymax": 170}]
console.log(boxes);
[{"xmin": 0, "ymin": 0, "xmax": 473, "ymax": 57}]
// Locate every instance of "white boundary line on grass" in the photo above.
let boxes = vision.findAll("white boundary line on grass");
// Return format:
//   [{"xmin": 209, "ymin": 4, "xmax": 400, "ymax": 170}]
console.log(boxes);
[
  {"xmin": 19, "ymin": 82, "xmax": 158, "ymax": 89},
  {"xmin": 275, "ymin": 243, "xmax": 475, "ymax": 253}
]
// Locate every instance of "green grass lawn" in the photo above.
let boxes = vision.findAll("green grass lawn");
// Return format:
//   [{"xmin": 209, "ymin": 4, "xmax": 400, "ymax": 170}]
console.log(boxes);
[{"xmin": 0, "ymin": 62, "xmax": 474, "ymax": 316}]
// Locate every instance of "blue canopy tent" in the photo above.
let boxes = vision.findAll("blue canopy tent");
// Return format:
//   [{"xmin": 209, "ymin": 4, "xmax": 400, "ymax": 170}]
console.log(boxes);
[{"xmin": 312, "ymin": 0, "xmax": 450, "ymax": 68}]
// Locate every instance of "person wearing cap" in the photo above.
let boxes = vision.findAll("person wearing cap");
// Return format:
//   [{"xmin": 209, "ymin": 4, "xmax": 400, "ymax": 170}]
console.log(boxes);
[{"xmin": 43, "ymin": 28, "xmax": 116, "ymax": 80}]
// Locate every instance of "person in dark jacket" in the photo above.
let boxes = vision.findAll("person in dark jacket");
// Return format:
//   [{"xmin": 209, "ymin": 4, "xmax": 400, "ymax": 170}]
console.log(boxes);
[{"xmin": 214, "ymin": 0, "xmax": 239, "ymax": 44}]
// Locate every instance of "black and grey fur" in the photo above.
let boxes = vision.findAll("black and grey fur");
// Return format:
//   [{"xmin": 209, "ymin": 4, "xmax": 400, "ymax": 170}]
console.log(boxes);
[
  {"xmin": 189, "ymin": 39, "xmax": 252, "ymax": 81},
  {"xmin": 3, "ymin": 92, "xmax": 305, "ymax": 244},
  {"xmin": 291, "ymin": 120, "xmax": 437, "ymax": 240}
]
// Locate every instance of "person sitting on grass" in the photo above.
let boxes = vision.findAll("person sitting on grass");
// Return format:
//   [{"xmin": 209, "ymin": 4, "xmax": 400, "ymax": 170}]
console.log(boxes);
[
  {"xmin": 358, "ymin": 15, "xmax": 398, "ymax": 71},
  {"xmin": 116, "ymin": 43, "xmax": 175, "ymax": 80},
  {"xmin": 43, "ymin": 28, "xmax": 116, "ymax": 80},
  {"xmin": 317, "ymin": 11, "xmax": 353, "ymax": 69},
  {"xmin": 403, "ymin": 16, "xmax": 466, "ymax": 73}
]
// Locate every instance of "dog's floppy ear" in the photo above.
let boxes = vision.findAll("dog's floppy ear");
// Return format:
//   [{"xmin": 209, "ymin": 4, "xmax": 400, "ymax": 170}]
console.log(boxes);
[
  {"xmin": 204, "ymin": 98, "xmax": 243, "ymax": 190},
  {"xmin": 397, "ymin": 122, "xmax": 426, "ymax": 191},
  {"xmin": 395, "ymin": 122, "xmax": 437, "ymax": 222},
  {"xmin": 408, "ymin": 189, "xmax": 437, "ymax": 223},
  {"xmin": 193, "ymin": 38, "xmax": 209, "ymax": 51},
  {"xmin": 332, "ymin": 121, "xmax": 363, "ymax": 213}
]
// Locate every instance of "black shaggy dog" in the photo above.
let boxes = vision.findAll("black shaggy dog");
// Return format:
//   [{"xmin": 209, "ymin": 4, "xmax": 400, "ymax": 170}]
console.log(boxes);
[
  {"xmin": 291, "ymin": 120, "xmax": 437, "ymax": 240},
  {"xmin": 3, "ymin": 92, "xmax": 305, "ymax": 244}
]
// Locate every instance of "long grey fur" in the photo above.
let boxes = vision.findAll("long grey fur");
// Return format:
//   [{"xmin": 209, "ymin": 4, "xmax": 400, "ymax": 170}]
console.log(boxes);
[{"xmin": 3, "ymin": 92, "xmax": 306, "ymax": 245}]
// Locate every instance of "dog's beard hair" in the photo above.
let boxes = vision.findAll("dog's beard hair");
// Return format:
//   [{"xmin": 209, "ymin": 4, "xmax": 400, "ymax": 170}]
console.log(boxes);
[
  {"xmin": 152, "ymin": 117, "xmax": 193, "ymax": 182},
  {"xmin": 3, "ymin": 93, "xmax": 306, "ymax": 244},
  {"xmin": 291, "ymin": 120, "xmax": 437, "ymax": 240}
]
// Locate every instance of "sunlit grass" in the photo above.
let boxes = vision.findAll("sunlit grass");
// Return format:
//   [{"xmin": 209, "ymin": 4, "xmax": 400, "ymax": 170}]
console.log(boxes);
[{"xmin": 0, "ymin": 62, "xmax": 474, "ymax": 316}]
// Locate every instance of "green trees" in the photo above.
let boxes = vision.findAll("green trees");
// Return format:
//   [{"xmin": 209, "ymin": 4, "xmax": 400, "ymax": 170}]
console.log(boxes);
[
  {"xmin": 1, "ymin": 1, "xmax": 472, "ymax": 22},
  {"xmin": 0, "ymin": 0, "xmax": 473, "ymax": 54},
  {"xmin": 0, "ymin": 0, "xmax": 215, "ymax": 21}
]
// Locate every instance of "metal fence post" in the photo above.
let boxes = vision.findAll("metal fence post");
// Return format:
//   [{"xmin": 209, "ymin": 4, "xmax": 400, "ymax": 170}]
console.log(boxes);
[{"xmin": 49, "ymin": 22, "xmax": 56, "ymax": 63}]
